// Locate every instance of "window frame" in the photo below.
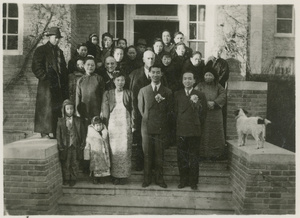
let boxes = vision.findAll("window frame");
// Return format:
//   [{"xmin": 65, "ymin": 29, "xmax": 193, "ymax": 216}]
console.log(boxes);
[
  {"xmin": 2, "ymin": 3, "xmax": 23, "ymax": 55},
  {"xmin": 275, "ymin": 5, "xmax": 295, "ymax": 37},
  {"xmin": 107, "ymin": 4, "xmax": 124, "ymax": 41}
]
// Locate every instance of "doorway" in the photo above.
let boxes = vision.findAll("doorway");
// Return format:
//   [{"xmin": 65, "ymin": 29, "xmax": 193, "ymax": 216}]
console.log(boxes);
[{"xmin": 134, "ymin": 20, "xmax": 179, "ymax": 46}]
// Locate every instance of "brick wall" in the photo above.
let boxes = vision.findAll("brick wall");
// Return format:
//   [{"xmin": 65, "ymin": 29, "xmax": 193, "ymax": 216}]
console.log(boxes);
[
  {"xmin": 4, "ymin": 136, "xmax": 62, "ymax": 215},
  {"xmin": 228, "ymin": 140, "xmax": 295, "ymax": 214},
  {"xmin": 226, "ymin": 81, "xmax": 268, "ymax": 140}
]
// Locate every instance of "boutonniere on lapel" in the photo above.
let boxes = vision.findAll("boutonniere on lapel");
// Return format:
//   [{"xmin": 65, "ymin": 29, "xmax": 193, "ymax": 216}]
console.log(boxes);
[
  {"xmin": 155, "ymin": 94, "xmax": 165, "ymax": 103},
  {"xmin": 190, "ymin": 94, "xmax": 201, "ymax": 109}
]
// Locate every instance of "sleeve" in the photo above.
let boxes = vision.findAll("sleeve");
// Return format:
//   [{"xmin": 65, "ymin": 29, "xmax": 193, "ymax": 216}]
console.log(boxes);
[
  {"xmin": 60, "ymin": 50, "xmax": 69, "ymax": 99},
  {"xmin": 214, "ymin": 84, "xmax": 226, "ymax": 108},
  {"xmin": 101, "ymin": 91, "xmax": 110, "ymax": 126},
  {"xmin": 75, "ymin": 78, "xmax": 82, "ymax": 117},
  {"xmin": 199, "ymin": 92, "xmax": 208, "ymax": 125},
  {"xmin": 137, "ymin": 89, "xmax": 144, "ymax": 116},
  {"xmin": 98, "ymin": 75, "xmax": 105, "ymax": 104},
  {"xmin": 167, "ymin": 90, "xmax": 174, "ymax": 123},
  {"xmin": 80, "ymin": 118, "xmax": 87, "ymax": 148},
  {"xmin": 32, "ymin": 46, "xmax": 47, "ymax": 80},
  {"xmin": 130, "ymin": 91, "xmax": 136, "ymax": 129},
  {"xmin": 56, "ymin": 120, "xmax": 64, "ymax": 151},
  {"xmin": 219, "ymin": 60, "xmax": 230, "ymax": 86}
]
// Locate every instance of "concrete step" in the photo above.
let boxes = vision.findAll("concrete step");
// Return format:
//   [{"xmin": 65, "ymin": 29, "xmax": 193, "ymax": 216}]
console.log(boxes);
[
  {"xmin": 58, "ymin": 193, "xmax": 235, "ymax": 215},
  {"xmin": 77, "ymin": 170, "xmax": 230, "ymax": 184},
  {"xmin": 62, "ymin": 180, "xmax": 232, "ymax": 199}
]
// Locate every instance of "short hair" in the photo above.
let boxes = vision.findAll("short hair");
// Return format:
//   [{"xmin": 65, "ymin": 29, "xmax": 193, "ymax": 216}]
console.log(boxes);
[
  {"xmin": 175, "ymin": 42, "xmax": 186, "ymax": 49},
  {"xmin": 112, "ymin": 46, "xmax": 124, "ymax": 55},
  {"xmin": 91, "ymin": 116, "xmax": 104, "ymax": 125},
  {"xmin": 75, "ymin": 57, "xmax": 85, "ymax": 63},
  {"xmin": 174, "ymin": 31, "xmax": 184, "ymax": 38},
  {"xmin": 84, "ymin": 55, "xmax": 96, "ymax": 64},
  {"xmin": 162, "ymin": 30, "xmax": 171, "ymax": 36},
  {"xmin": 161, "ymin": 52, "xmax": 171, "ymax": 59},
  {"xmin": 153, "ymin": 38, "xmax": 163, "ymax": 45},
  {"xmin": 101, "ymin": 32, "xmax": 114, "ymax": 48},
  {"xmin": 117, "ymin": 38, "xmax": 127, "ymax": 45},
  {"xmin": 182, "ymin": 71, "xmax": 195, "ymax": 79},
  {"xmin": 104, "ymin": 56, "xmax": 116, "ymax": 64},
  {"xmin": 89, "ymin": 33, "xmax": 98, "ymax": 40},
  {"xmin": 77, "ymin": 43, "xmax": 87, "ymax": 50},
  {"xmin": 192, "ymin": 51, "xmax": 202, "ymax": 57},
  {"xmin": 125, "ymin": 45, "xmax": 137, "ymax": 53},
  {"xmin": 113, "ymin": 71, "xmax": 126, "ymax": 80},
  {"xmin": 149, "ymin": 64, "xmax": 162, "ymax": 72}
]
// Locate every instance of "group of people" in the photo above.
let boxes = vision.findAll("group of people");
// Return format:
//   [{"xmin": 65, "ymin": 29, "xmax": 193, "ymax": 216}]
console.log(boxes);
[{"xmin": 32, "ymin": 26, "xmax": 229, "ymax": 190}]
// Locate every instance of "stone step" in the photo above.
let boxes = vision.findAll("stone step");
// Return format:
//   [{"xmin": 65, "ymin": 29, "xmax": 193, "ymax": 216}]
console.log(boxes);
[
  {"xmin": 77, "ymin": 170, "xmax": 230, "ymax": 184},
  {"xmin": 58, "ymin": 194, "xmax": 234, "ymax": 215},
  {"xmin": 62, "ymin": 180, "xmax": 232, "ymax": 200}
]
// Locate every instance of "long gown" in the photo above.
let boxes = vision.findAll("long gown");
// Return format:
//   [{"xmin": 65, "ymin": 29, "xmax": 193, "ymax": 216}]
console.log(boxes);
[
  {"xmin": 108, "ymin": 90, "xmax": 132, "ymax": 178},
  {"xmin": 195, "ymin": 82, "xmax": 226, "ymax": 159}
]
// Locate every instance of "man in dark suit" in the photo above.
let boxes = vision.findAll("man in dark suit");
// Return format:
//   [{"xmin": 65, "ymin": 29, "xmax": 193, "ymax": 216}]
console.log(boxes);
[
  {"xmin": 138, "ymin": 64, "xmax": 173, "ymax": 188},
  {"xmin": 174, "ymin": 72, "xmax": 207, "ymax": 190},
  {"xmin": 32, "ymin": 27, "xmax": 68, "ymax": 139},
  {"xmin": 129, "ymin": 50, "xmax": 155, "ymax": 171}
]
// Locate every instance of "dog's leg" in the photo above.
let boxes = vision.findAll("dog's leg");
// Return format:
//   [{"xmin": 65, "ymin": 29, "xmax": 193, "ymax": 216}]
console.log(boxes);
[
  {"xmin": 238, "ymin": 131, "xmax": 243, "ymax": 146},
  {"xmin": 242, "ymin": 134, "xmax": 247, "ymax": 146},
  {"xmin": 253, "ymin": 134, "xmax": 261, "ymax": 149},
  {"xmin": 259, "ymin": 132, "xmax": 265, "ymax": 149}
]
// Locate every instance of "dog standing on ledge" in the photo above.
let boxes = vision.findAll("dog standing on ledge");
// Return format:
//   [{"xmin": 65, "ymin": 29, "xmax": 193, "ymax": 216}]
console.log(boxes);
[{"xmin": 234, "ymin": 108, "xmax": 271, "ymax": 149}]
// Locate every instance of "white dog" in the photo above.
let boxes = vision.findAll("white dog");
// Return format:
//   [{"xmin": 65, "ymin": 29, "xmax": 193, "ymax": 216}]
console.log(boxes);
[{"xmin": 234, "ymin": 108, "xmax": 271, "ymax": 149}]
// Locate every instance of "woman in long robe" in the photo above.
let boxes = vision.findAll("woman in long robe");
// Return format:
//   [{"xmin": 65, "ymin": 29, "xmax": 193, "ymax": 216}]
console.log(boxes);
[
  {"xmin": 101, "ymin": 72, "xmax": 135, "ymax": 185},
  {"xmin": 195, "ymin": 67, "xmax": 226, "ymax": 160}
]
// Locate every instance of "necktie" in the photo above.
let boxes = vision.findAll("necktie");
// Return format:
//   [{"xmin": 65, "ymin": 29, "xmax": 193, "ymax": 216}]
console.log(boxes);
[
  {"xmin": 186, "ymin": 90, "xmax": 189, "ymax": 96},
  {"xmin": 154, "ymin": 85, "xmax": 158, "ymax": 93}
]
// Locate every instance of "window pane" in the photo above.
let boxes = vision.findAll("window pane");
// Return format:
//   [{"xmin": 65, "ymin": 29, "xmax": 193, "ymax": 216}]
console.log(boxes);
[
  {"xmin": 277, "ymin": 20, "xmax": 292, "ymax": 33},
  {"xmin": 116, "ymin": 4, "xmax": 124, "ymax": 20},
  {"xmin": 189, "ymin": 41, "xmax": 205, "ymax": 57},
  {"xmin": 189, "ymin": 5, "xmax": 196, "ymax": 21},
  {"xmin": 7, "ymin": 35, "xmax": 18, "ymax": 50},
  {"xmin": 8, "ymin": 19, "xmax": 18, "ymax": 34},
  {"xmin": 3, "ymin": 3, "xmax": 7, "ymax": 17},
  {"xmin": 108, "ymin": 4, "xmax": 115, "ymax": 20},
  {"xmin": 3, "ymin": 35, "xmax": 6, "ymax": 49},
  {"xmin": 116, "ymin": 22, "xmax": 123, "ymax": 39},
  {"xmin": 198, "ymin": 6, "xmax": 205, "ymax": 21},
  {"xmin": 198, "ymin": 23, "xmax": 205, "ymax": 40},
  {"xmin": 275, "ymin": 57, "xmax": 294, "ymax": 75},
  {"xmin": 189, "ymin": 23, "xmax": 196, "ymax": 39},
  {"xmin": 136, "ymin": 5, "xmax": 177, "ymax": 16},
  {"xmin": 8, "ymin": 3, "xmax": 18, "ymax": 18},
  {"xmin": 108, "ymin": 22, "xmax": 115, "ymax": 37},
  {"xmin": 277, "ymin": 5, "xmax": 293, "ymax": 19},
  {"xmin": 3, "ymin": 19, "xmax": 7, "ymax": 33}
]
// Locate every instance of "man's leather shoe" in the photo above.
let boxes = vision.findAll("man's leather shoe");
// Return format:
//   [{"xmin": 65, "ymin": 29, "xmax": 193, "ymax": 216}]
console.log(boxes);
[
  {"xmin": 191, "ymin": 184, "xmax": 198, "ymax": 190},
  {"xmin": 178, "ymin": 183, "xmax": 187, "ymax": 189},
  {"xmin": 157, "ymin": 183, "xmax": 167, "ymax": 188},
  {"xmin": 142, "ymin": 182, "xmax": 150, "ymax": 188}
]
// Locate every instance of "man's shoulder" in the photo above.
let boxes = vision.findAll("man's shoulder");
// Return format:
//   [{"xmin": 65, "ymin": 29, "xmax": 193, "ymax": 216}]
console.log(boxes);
[{"xmin": 130, "ymin": 67, "xmax": 144, "ymax": 77}]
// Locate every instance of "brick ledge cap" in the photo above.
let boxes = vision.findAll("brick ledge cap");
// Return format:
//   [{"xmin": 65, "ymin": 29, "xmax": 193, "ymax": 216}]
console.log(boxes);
[{"xmin": 228, "ymin": 81, "xmax": 267, "ymax": 91}]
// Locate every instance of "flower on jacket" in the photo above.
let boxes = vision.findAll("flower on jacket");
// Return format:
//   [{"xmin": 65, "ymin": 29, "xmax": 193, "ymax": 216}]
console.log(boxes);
[
  {"xmin": 155, "ymin": 94, "xmax": 165, "ymax": 103},
  {"xmin": 190, "ymin": 94, "xmax": 199, "ymax": 103}
]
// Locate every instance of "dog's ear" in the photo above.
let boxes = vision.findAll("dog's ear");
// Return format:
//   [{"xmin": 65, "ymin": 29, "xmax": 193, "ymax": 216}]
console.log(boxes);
[
  {"xmin": 234, "ymin": 110, "xmax": 239, "ymax": 116},
  {"xmin": 264, "ymin": 119, "xmax": 271, "ymax": 125},
  {"xmin": 242, "ymin": 109, "xmax": 249, "ymax": 115}
]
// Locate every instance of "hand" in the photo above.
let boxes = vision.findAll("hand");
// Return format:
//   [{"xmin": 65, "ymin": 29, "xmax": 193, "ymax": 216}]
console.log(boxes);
[
  {"xmin": 207, "ymin": 101, "xmax": 215, "ymax": 110},
  {"xmin": 132, "ymin": 128, "xmax": 136, "ymax": 133},
  {"xmin": 100, "ymin": 112, "xmax": 104, "ymax": 119}
]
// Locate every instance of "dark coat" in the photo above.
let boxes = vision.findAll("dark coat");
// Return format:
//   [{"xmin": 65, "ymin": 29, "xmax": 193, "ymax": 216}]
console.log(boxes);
[
  {"xmin": 206, "ymin": 56, "xmax": 230, "ymax": 88},
  {"xmin": 32, "ymin": 41, "xmax": 68, "ymax": 134},
  {"xmin": 101, "ymin": 89, "xmax": 135, "ymax": 128},
  {"xmin": 174, "ymin": 89, "xmax": 207, "ymax": 137},
  {"xmin": 138, "ymin": 84, "xmax": 173, "ymax": 134},
  {"xmin": 181, "ymin": 59, "xmax": 205, "ymax": 84},
  {"xmin": 56, "ymin": 116, "xmax": 86, "ymax": 161}
]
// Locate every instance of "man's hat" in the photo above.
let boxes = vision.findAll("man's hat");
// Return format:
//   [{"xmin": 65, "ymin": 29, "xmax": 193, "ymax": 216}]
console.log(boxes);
[
  {"xmin": 136, "ymin": 38, "xmax": 147, "ymax": 46},
  {"xmin": 46, "ymin": 27, "xmax": 62, "ymax": 38}
]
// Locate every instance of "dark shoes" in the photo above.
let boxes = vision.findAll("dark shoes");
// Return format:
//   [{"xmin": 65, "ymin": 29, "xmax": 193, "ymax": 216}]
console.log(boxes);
[
  {"xmin": 191, "ymin": 184, "xmax": 198, "ymax": 190},
  {"xmin": 142, "ymin": 182, "xmax": 150, "ymax": 188},
  {"xmin": 156, "ymin": 182, "xmax": 167, "ymax": 188},
  {"xmin": 69, "ymin": 180, "xmax": 76, "ymax": 187},
  {"xmin": 63, "ymin": 180, "xmax": 69, "ymax": 186},
  {"xmin": 178, "ymin": 183, "xmax": 188, "ymax": 189}
]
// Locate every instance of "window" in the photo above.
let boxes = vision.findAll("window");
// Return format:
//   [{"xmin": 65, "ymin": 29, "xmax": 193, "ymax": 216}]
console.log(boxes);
[
  {"xmin": 136, "ymin": 5, "xmax": 177, "ymax": 16},
  {"xmin": 276, "ymin": 5, "xmax": 294, "ymax": 34},
  {"xmin": 188, "ymin": 5, "xmax": 206, "ymax": 57},
  {"xmin": 108, "ymin": 4, "xmax": 124, "ymax": 40},
  {"xmin": 274, "ymin": 57, "xmax": 294, "ymax": 75},
  {"xmin": 3, "ymin": 3, "xmax": 22, "ymax": 55}
]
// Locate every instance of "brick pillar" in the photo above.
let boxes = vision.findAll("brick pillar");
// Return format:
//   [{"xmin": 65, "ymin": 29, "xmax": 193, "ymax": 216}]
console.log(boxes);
[
  {"xmin": 227, "ymin": 140, "xmax": 295, "ymax": 214},
  {"xmin": 4, "ymin": 135, "xmax": 62, "ymax": 215},
  {"xmin": 226, "ymin": 81, "xmax": 268, "ymax": 140}
]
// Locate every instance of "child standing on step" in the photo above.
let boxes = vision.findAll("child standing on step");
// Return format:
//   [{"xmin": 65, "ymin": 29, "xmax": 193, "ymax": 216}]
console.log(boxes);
[
  {"xmin": 84, "ymin": 116, "xmax": 111, "ymax": 184},
  {"xmin": 57, "ymin": 99, "xmax": 86, "ymax": 187}
]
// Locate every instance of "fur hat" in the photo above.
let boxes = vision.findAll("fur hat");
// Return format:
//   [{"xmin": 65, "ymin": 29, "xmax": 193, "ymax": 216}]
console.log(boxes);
[
  {"xmin": 46, "ymin": 27, "xmax": 62, "ymax": 38},
  {"xmin": 204, "ymin": 67, "xmax": 219, "ymax": 84},
  {"xmin": 136, "ymin": 38, "xmax": 147, "ymax": 46},
  {"xmin": 61, "ymin": 99, "xmax": 74, "ymax": 117}
]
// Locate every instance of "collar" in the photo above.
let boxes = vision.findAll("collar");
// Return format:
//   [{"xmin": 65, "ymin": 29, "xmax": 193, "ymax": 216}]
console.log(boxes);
[
  {"xmin": 185, "ymin": 87, "xmax": 193, "ymax": 95},
  {"xmin": 144, "ymin": 67, "xmax": 150, "ymax": 78},
  {"xmin": 151, "ymin": 82, "xmax": 161, "ymax": 91},
  {"xmin": 106, "ymin": 71, "xmax": 114, "ymax": 79}
]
